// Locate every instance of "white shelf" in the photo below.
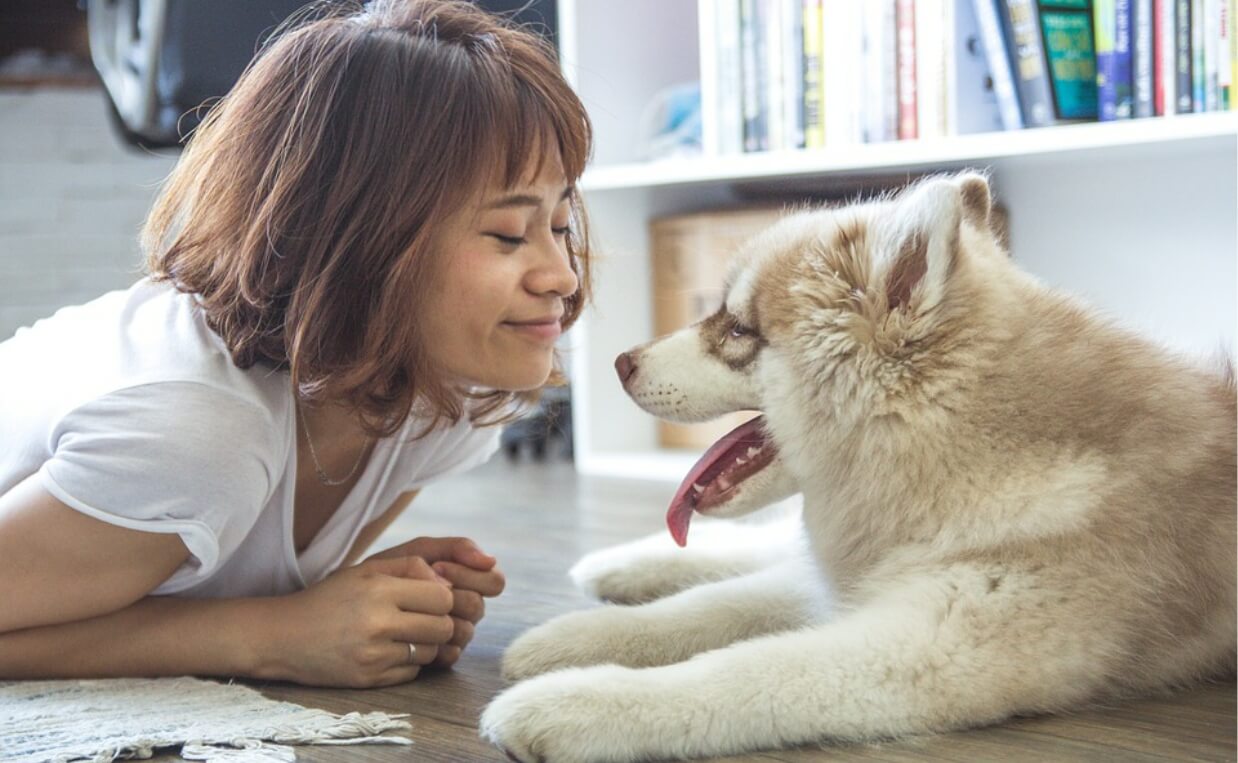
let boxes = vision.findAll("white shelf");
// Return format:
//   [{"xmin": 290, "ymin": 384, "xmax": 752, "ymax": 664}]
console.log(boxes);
[{"xmin": 581, "ymin": 113, "xmax": 1238, "ymax": 191}]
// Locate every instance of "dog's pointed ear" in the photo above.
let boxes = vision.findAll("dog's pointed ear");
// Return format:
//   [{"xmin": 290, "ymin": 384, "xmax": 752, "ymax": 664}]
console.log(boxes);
[{"xmin": 883, "ymin": 174, "xmax": 986, "ymax": 313}]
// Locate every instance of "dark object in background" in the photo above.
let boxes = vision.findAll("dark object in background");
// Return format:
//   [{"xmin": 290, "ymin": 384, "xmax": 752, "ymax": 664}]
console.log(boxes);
[
  {"xmin": 501, "ymin": 385, "xmax": 572, "ymax": 462},
  {"xmin": 87, "ymin": 0, "xmax": 558, "ymax": 150}
]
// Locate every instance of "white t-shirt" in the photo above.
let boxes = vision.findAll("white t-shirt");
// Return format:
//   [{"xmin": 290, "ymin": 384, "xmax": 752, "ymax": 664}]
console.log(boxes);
[{"xmin": 0, "ymin": 279, "xmax": 500, "ymax": 599}]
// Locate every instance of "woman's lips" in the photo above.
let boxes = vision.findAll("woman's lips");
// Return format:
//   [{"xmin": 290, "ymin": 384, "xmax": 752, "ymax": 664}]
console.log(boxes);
[{"xmin": 502, "ymin": 319, "xmax": 562, "ymax": 341}]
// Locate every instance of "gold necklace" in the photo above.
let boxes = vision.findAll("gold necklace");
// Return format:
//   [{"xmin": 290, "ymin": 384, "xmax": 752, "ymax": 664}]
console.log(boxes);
[{"xmin": 297, "ymin": 403, "xmax": 370, "ymax": 486}]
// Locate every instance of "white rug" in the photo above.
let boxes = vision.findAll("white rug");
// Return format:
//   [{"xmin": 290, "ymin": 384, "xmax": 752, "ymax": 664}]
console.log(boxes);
[{"xmin": 0, "ymin": 677, "xmax": 413, "ymax": 763}]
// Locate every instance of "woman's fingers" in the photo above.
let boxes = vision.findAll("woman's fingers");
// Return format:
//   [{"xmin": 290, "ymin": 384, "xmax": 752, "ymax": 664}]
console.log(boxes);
[
  {"xmin": 450, "ymin": 589, "xmax": 485, "ymax": 623},
  {"xmin": 432, "ymin": 561, "xmax": 505, "ymax": 597},
  {"xmin": 384, "ymin": 577, "xmax": 455, "ymax": 616},
  {"xmin": 387, "ymin": 610, "xmax": 455, "ymax": 645}
]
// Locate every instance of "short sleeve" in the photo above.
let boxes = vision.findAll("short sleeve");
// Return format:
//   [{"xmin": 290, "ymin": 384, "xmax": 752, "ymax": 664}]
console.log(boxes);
[
  {"xmin": 38, "ymin": 382, "xmax": 281, "ymax": 593},
  {"xmin": 404, "ymin": 419, "xmax": 501, "ymax": 491}
]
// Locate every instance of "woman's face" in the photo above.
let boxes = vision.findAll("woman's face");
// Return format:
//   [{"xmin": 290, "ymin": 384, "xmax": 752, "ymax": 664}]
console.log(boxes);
[{"xmin": 420, "ymin": 153, "xmax": 578, "ymax": 391}]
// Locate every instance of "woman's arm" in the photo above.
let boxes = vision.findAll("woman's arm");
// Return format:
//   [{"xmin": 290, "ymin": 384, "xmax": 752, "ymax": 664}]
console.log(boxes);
[{"xmin": 0, "ymin": 476, "xmax": 456, "ymax": 686}]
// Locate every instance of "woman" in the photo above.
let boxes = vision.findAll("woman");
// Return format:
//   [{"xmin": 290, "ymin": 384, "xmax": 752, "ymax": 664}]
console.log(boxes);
[{"xmin": 0, "ymin": 0, "xmax": 591, "ymax": 689}]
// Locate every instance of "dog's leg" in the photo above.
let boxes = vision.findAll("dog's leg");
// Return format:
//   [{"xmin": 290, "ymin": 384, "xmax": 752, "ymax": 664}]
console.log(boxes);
[
  {"xmin": 483, "ymin": 565, "xmax": 1111, "ymax": 763},
  {"xmin": 570, "ymin": 510, "xmax": 802, "ymax": 604},
  {"xmin": 502, "ymin": 553, "xmax": 826, "ymax": 681}
]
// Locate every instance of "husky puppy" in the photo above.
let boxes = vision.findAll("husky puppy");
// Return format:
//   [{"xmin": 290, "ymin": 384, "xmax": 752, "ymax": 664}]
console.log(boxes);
[{"xmin": 481, "ymin": 172, "xmax": 1236, "ymax": 762}]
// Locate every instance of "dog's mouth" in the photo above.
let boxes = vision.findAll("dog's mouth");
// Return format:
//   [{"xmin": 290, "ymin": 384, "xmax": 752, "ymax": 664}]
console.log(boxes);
[{"xmin": 667, "ymin": 415, "xmax": 777, "ymax": 547}]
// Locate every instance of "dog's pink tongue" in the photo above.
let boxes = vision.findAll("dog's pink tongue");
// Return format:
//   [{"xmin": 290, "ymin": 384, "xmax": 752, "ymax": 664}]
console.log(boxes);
[{"xmin": 666, "ymin": 416, "xmax": 766, "ymax": 547}]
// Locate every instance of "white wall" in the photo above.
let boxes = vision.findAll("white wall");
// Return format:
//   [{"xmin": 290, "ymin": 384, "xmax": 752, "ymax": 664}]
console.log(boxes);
[{"xmin": 0, "ymin": 87, "xmax": 178, "ymax": 341}]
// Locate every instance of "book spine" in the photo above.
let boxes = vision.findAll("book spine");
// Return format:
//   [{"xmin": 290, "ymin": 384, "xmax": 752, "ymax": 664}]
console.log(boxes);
[
  {"xmin": 760, "ymin": 0, "xmax": 785, "ymax": 150},
  {"xmin": 1220, "ymin": 0, "xmax": 1233, "ymax": 107},
  {"xmin": 1038, "ymin": 0, "xmax": 1100, "ymax": 120},
  {"xmin": 881, "ymin": 0, "xmax": 901, "ymax": 138},
  {"xmin": 740, "ymin": 0, "xmax": 765, "ymax": 151},
  {"xmin": 916, "ymin": 0, "xmax": 946, "ymax": 138},
  {"xmin": 717, "ymin": 0, "xmax": 745, "ymax": 154},
  {"xmin": 1203, "ymin": 0, "xmax": 1220, "ymax": 109},
  {"xmin": 822, "ymin": 3, "xmax": 860, "ymax": 145},
  {"xmin": 699, "ymin": 0, "xmax": 720, "ymax": 156},
  {"xmin": 1176, "ymin": 0, "xmax": 1194, "ymax": 110},
  {"xmin": 1154, "ymin": 0, "xmax": 1178, "ymax": 114},
  {"xmin": 896, "ymin": 0, "xmax": 919, "ymax": 138},
  {"xmin": 999, "ymin": 0, "xmax": 1057, "ymax": 125},
  {"xmin": 1223, "ymin": 0, "xmax": 1233, "ymax": 107},
  {"xmin": 1114, "ymin": 0, "xmax": 1135, "ymax": 117},
  {"xmin": 1133, "ymin": 0, "xmax": 1156, "ymax": 115},
  {"xmin": 783, "ymin": 0, "xmax": 805, "ymax": 148},
  {"xmin": 863, "ymin": 1, "xmax": 900, "ymax": 141},
  {"xmin": 1192, "ymin": 0, "xmax": 1205, "ymax": 107},
  {"xmin": 1095, "ymin": 0, "xmax": 1118, "ymax": 119},
  {"xmin": 802, "ymin": 0, "xmax": 825, "ymax": 147},
  {"xmin": 974, "ymin": 0, "xmax": 1026, "ymax": 127}
]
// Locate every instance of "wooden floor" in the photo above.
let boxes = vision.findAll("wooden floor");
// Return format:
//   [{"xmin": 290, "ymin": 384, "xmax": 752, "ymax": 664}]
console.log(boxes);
[{"xmin": 245, "ymin": 458, "xmax": 1234, "ymax": 763}]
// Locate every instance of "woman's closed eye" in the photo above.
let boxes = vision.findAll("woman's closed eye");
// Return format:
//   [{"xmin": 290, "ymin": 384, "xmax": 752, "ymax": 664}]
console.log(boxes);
[{"xmin": 486, "ymin": 227, "xmax": 570, "ymax": 248}]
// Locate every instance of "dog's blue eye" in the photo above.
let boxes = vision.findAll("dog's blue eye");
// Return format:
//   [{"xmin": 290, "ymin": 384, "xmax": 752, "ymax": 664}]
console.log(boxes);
[{"xmin": 729, "ymin": 325, "xmax": 751, "ymax": 338}]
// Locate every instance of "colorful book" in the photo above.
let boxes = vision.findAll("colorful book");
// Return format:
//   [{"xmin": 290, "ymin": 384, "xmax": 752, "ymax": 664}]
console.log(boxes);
[
  {"xmin": 782, "ymin": 0, "xmax": 805, "ymax": 149},
  {"xmin": 897, "ymin": 0, "xmax": 920, "ymax": 138},
  {"xmin": 1114, "ymin": 0, "xmax": 1135, "ymax": 117},
  {"xmin": 1176, "ymin": 0, "xmax": 1194, "ymax": 111},
  {"xmin": 802, "ymin": 0, "xmax": 825, "ymax": 147},
  {"xmin": 1038, "ymin": 0, "xmax": 1100, "ymax": 119},
  {"xmin": 973, "ymin": 0, "xmax": 1026, "ymax": 127},
  {"xmin": 1153, "ymin": 0, "xmax": 1178, "ymax": 115},
  {"xmin": 1133, "ymin": 0, "xmax": 1155, "ymax": 116},
  {"xmin": 740, "ymin": 0, "xmax": 767, "ymax": 151},
  {"xmin": 861, "ymin": 0, "xmax": 899, "ymax": 142},
  {"xmin": 998, "ymin": 0, "xmax": 1058, "ymax": 125},
  {"xmin": 717, "ymin": 0, "xmax": 746, "ymax": 154},
  {"xmin": 953, "ymin": 0, "xmax": 1008, "ymax": 132},
  {"xmin": 1192, "ymin": 0, "xmax": 1205, "ymax": 108}
]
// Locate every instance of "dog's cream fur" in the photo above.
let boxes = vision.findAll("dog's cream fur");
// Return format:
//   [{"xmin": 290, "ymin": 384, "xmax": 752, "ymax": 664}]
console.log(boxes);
[{"xmin": 481, "ymin": 173, "xmax": 1237, "ymax": 762}]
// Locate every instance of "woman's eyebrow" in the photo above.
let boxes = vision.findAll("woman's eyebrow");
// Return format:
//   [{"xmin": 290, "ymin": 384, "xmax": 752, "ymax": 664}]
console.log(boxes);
[{"xmin": 483, "ymin": 186, "xmax": 573, "ymax": 210}]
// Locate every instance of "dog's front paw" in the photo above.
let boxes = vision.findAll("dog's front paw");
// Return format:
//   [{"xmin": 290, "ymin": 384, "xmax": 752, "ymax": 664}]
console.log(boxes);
[
  {"xmin": 501, "ymin": 608, "xmax": 626, "ymax": 681},
  {"xmin": 481, "ymin": 666, "xmax": 652, "ymax": 763},
  {"xmin": 570, "ymin": 541, "xmax": 699, "ymax": 605}
]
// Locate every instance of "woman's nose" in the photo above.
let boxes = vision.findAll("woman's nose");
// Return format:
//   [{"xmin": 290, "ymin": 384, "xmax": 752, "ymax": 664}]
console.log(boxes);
[{"xmin": 527, "ymin": 238, "xmax": 579, "ymax": 298}]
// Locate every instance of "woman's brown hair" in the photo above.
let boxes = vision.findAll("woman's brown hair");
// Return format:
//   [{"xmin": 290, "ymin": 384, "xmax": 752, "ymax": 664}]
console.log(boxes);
[{"xmin": 142, "ymin": 0, "xmax": 592, "ymax": 437}]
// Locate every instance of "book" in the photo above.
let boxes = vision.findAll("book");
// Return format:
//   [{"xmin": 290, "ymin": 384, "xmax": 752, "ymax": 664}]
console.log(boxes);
[
  {"xmin": 1192, "ymin": 0, "xmax": 1205, "ymax": 108},
  {"xmin": 740, "ymin": 0, "xmax": 767, "ymax": 151},
  {"xmin": 973, "ymin": 0, "xmax": 1027, "ymax": 128},
  {"xmin": 1176, "ymin": 0, "xmax": 1194, "ymax": 111},
  {"xmin": 1153, "ymin": 0, "xmax": 1178, "ymax": 115},
  {"xmin": 861, "ymin": 0, "xmax": 900, "ymax": 142},
  {"xmin": 896, "ymin": 0, "xmax": 919, "ymax": 138},
  {"xmin": 1115, "ymin": 0, "xmax": 1135, "ymax": 117},
  {"xmin": 711, "ymin": 0, "xmax": 746, "ymax": 154},
  {"xmin": 998, "ymin": 0, "xmax": 1058, "ymax": 125},
  {"xmin": 1037, "ymin": 0, "xmax": 1100, "ymax": 119},
  {"xmin": 1133, "ymin": 0, "xmax": 1156, "ymax": 115},
  {"xmin": 1221, "ymin": 0, "xmax": 1233, "ymax": 108},
  {"xmin": 802, "ymin": 0, "xmax": 825, "ymax": 147},
  {"xmin": 1096, "ymin": 0, "xmax": 1119, "ymax": 118},
  {"xmin": 952, "ymin": 0, "xmax": 1008, "ymax": 133},
  {"xmin": 760, "ymin": 0, "xmax": 786, "ymax": 150},
  {"xmin": 781, "ymin": 0, "xmax": 805, "ymax": 149},
  {"xmin": 822, "ymin": 1, "xmax": 863, "ymax": 145},
  {"xmin": 917, "ymin": 0, "xmax": 948, "ymax": 138}
]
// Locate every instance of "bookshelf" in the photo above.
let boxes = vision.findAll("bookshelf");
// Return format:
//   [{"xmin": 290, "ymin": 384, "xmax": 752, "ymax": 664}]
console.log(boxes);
[{"xmin": 557, "ymin": 0, "xmax": 1238, "ymax": 481}]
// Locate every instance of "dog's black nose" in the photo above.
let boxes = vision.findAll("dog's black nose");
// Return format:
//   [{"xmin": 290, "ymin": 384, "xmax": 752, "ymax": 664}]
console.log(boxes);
[{"xmin": 615, "ymin": 352, "xmax": 637, "ymax": 384}]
